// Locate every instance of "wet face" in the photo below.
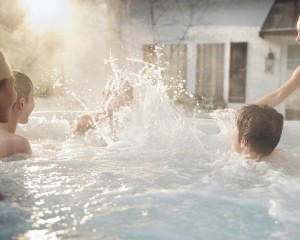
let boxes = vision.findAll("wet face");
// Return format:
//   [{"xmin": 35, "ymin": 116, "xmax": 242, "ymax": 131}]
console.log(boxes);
[
  {"xmin": 296, "ymin": 18, "xmax": 300, "ymax": 44},
  {"xmin": 0, "ymin": 77, "xmax": 17, "ymax": 122},
  {"xmin": 231, "ymin": 125, "xmax": 243, "ymax": 154},
  {"xmin": 18, "ymin": 90, "xmax": 34, "ymax": 124}
]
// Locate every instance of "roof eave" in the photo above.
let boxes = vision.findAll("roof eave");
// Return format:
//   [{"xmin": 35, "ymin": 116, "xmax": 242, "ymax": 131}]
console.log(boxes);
[{"xmin": 259, "ymin": 28, "xmax": 297, "ymax": 38}]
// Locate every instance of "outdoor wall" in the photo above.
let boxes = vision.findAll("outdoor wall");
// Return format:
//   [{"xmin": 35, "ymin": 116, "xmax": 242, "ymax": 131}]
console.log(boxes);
[
  {"xmin": 187, "ymin": 25, "xmax": 281, "ymax": 109},
  {"xmin": 120, "ymin": 0, "xmax": 279, "ymax": 110}
]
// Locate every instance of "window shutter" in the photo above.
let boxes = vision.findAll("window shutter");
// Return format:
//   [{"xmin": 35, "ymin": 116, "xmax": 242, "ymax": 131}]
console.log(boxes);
[
  {"xmin": 229, "ymin": 42, "xmax": 247, "ymax": 103},
  {"xmin": 196, "ymin": 44, "xmax": 225, "ymax": 99}
]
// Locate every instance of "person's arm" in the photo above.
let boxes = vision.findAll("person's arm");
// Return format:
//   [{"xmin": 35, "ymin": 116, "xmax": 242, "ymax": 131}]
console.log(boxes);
[
  {"xmin": 73, "ymin": 114, "xmax": 96, "ymax": 135},
  {"xmin": 256, "ymin": 66, "xmax": 300, "ymax": 107}
]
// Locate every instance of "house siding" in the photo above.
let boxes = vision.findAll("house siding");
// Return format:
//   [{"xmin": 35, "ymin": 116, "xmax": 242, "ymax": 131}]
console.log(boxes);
[{"xmin": 121, "ymin": 0, "xmax": 291, "ymax": 111}]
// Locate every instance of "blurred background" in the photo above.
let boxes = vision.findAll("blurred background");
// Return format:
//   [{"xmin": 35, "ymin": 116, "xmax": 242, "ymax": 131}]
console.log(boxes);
[{"xmin": 1, "ymin": 0, "xmax": 300, "ymax": 119}]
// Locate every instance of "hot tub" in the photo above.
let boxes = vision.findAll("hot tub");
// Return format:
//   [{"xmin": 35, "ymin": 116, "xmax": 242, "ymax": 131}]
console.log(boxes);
[{"xmin": 0, "ymin": 110, "xmax": 300, "ymax": 240}]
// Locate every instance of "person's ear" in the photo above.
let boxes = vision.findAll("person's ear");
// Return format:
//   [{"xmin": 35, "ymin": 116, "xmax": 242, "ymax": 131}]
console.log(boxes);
[{"xmin": 17, "ymin": 98, "xmax": 26, "ymax": 110}]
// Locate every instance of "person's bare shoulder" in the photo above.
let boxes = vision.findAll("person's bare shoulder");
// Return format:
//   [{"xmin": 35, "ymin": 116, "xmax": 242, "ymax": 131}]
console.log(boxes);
[
  {"xmin": 0, "ymin": 130, "xmax": 14, "ymax": 158},
  {"xmin": 0, "ymin": 131, "xmax": 31, "ymax": 159},
  {"xmin": 12, "ymin": 134, "xmax": 32, "ymax": 155}
]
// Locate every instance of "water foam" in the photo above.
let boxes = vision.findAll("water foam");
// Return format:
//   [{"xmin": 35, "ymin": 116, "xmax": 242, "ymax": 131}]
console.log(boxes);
[{"xmin": 4, "ymin": 52, "xmax": 300, "ymax": 239}]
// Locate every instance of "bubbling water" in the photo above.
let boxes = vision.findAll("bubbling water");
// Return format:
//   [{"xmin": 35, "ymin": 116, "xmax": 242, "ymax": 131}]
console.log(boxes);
[{"xmin": 3, "ymin": 51, "xmax": 300, "ymax": 240}]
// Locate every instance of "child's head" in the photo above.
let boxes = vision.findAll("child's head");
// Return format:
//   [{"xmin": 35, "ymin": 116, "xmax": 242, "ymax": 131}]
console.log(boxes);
[
  {"xmin": 13, "ymin": 71, "xmax": 33, "ymax": 102},
  {"xmin": 0, "ymin": 51, "xmax": 17, "ymax": 122},
  {"xmin": 13, "ymin": 71, "xmax": 34, "ymax": 124},
  {"xmin": 231, "ymin": 104, "xmax": 284, "ymax": 160}
]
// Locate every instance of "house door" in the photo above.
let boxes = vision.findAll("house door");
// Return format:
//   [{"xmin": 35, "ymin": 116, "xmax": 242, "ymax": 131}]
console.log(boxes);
[{"xmin": 285, "ymin": 44, "xmax": 300, "ymax": 120}]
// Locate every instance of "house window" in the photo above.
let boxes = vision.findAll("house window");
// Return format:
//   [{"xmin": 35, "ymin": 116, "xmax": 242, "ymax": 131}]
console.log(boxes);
[
  {"xmin": 143, "ymin": 44, "xmax": 187, "ymax": 99},
  {"xmin": 229, "ymin": 42, "xmax": 248, "ymax": 103},
  {"xmin": 195, "ymin": 44, "xmax": 225, "ymax": 101}
]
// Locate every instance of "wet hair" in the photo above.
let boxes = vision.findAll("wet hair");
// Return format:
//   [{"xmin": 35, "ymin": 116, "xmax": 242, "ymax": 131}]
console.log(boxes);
[
  {"xmin": 13, "ymin": 71, "xmax": 33, "ymax": 102},
  {"xmin": 236, "ymin": 104, "xmax": 284, "ymax": 158}
]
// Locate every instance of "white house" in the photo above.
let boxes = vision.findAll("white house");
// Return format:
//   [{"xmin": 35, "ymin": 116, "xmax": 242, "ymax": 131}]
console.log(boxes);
[
  {"xmin": 1, "ymin": 0, "xmax": 300, "ymax": 118},
  {"xmin": 118, "ymin": 0, "xmax": 300, "ymax": 119}
]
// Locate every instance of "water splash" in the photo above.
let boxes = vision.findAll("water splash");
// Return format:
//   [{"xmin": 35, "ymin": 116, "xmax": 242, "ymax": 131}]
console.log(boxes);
[
  {"xmin": 74, "ymin": 52, "xmax": 203, "ymax": 150},
  {"xmin": 9, "ymin": 53, "xmax": 300, "ymax": 240},
  {"xmin": 210, "ymin": 108, "xmax": 236, "ymax": 135}
]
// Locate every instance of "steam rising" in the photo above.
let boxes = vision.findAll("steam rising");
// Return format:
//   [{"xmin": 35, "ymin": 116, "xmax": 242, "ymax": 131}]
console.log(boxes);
[
  {"xmin": 0, "ymin": 0, "xmax": 111, "ymax": 109},
  {"xmin": 20, "ymin": 0, "xmax": 68, "ymax": 30}
]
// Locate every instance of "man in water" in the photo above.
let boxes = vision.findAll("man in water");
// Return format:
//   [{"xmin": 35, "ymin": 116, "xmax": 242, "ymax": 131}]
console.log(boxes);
[
  {"xmin": 231, "ymin": 104, "xmax": 284, "ymax": 160},
  {"xmin": 0, "ymin": 51, "xmax": 17, "ymax": 122},
  {"xmin": 0, "ymin": 51, "xmax": 17, "ymax": 200}
]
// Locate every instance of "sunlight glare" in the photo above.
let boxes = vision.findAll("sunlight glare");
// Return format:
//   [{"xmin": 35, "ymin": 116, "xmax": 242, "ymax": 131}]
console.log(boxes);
[
  {"xmin": 24, "ymin": 229, "xmax": 58, "ymax": 240},
  {"xmin": 20, "ymin": 0, "xmax": 69, "ymax": 31}
]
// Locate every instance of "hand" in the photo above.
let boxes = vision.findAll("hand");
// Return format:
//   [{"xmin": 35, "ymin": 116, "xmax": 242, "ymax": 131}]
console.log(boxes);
[{"xmin": 73, "ymin": 114, "xmax": 95, "ymax": 135}]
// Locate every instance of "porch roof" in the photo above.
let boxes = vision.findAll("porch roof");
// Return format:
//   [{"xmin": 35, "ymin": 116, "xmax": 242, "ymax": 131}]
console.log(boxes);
[{"xmin": 259, "ymin": 0, "xmax": 300, "ymax": 38}]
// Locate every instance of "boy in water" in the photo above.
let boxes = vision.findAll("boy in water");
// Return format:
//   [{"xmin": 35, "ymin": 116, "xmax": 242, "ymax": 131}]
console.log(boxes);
[
  {"xmin": 231, "ymin": 104, "xmax": 284, "ymax": 160},
  {"xmin": 73, "ymin": 80, "xmax": 133, "ymax": 135},
  {"xmin": 0, "ymin": 71, "xmax": 34, "ymax": 158}
]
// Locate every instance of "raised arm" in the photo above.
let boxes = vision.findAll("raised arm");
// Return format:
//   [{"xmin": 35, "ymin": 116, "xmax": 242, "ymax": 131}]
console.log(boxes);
[{"xmin": 256, "ymin": 66, "xmax": 300, "ymax": 107}]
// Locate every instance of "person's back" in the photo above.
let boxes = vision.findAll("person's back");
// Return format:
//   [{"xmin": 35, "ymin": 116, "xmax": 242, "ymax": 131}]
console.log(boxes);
[{"xmin": 0, "ymin": 71, "xmax": 34, "ymax": 159}]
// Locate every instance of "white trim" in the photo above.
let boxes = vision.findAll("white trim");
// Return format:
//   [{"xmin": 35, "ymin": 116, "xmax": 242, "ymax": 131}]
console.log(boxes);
[
  {"xmin": 186, "ymin": 42, "xmax": 197, "ymax": 95},
  {"xmin": 223, "ymin": 40, "xmax": 231, "ymax": 104}
]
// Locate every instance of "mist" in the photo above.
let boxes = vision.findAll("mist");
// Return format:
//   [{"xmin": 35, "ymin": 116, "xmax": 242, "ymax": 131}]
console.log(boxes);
[{"xmin": 0, "ymin": 0, "xmax": 123, "ymax": 110}]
